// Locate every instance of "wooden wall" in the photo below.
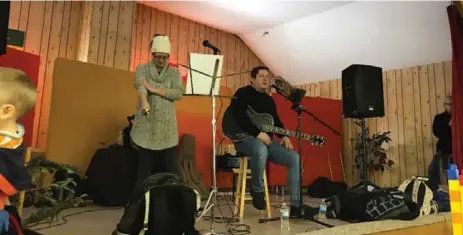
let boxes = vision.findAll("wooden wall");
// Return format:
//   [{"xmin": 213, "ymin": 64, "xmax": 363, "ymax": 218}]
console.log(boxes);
[
  {"xmin": 8, "ymin": 1, "xmax": 265, "ymax": 150},
  {"xmin": 8, "ymin": 1, "xmax": 84, "ymax": 152},
  {"xmin": 296, "ymin": 61, "xmax": 453, "ymax": 187},
  {"xmin": 10, "ymin": 1, "xmax": 450, "ymax": 188},
  {"xmin": 130, "ymin": 3, "xmax": 263, "ymax": 93}
]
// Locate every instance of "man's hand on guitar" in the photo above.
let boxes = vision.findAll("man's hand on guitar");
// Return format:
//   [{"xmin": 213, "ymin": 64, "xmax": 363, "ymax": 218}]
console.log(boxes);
[
  {"xmin": 281, "ymin": 136, "xmax": 293, "ymax": 150},
  {"xmin": 257, "ymin": 132, "xmax": 272, "ymax": 145}
]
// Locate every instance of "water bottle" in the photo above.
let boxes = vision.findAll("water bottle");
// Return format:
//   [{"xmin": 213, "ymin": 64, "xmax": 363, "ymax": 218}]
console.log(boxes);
[
  {"xmin": 318, "ymin": 199, "xmax": 327, "ymax": 222},
  {"xmin": 280, "ymin": 203, "xmax": 290, "ymax": 231}
]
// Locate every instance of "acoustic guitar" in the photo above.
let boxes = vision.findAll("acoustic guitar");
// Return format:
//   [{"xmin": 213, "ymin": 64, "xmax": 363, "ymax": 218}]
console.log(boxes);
[{"xmin": 221, "ymin": 106, "xmax": 326, "ymax": 147}]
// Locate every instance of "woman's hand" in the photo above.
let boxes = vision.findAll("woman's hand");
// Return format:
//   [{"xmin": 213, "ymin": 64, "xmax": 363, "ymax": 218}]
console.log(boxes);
[
  {"xmin": 142, "ymin": 80, "xmax": 155, "ymax": 93},
  {"xmin": 142, "ymin": 80, "xmax": 167, "ymax": 97},
  {"xmin": 141, "ymin": 101, "xmax": 150, "ymax": 115}
]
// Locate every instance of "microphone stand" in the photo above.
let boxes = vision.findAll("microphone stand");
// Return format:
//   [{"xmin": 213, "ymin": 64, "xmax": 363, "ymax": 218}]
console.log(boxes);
[
  {"xmin": 176, "ymin": 49, "xmax": 249, "ymax": 235},
  {"xmin": 259, "ymin": 88, "xmax": 337, "ymax": 229}
]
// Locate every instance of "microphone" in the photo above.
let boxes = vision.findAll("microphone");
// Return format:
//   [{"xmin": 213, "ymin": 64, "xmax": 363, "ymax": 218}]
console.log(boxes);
[
  {"xmin": 271, "ymin": 84, "xmax": 287, "ymax": 96},
  {"xmin": 202, "ymin": 40, "xmax": 220, "ymax": 54}
]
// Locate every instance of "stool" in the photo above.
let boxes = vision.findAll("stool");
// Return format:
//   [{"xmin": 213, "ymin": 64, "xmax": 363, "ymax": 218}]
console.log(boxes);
[{"xmin": 232, "ymin": 154, "xmax": 272, "ymax": 221}]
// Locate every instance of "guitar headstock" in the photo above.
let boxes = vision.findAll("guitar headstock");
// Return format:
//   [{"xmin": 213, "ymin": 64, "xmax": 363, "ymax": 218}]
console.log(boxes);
[{"xmin": 309, "ymin": 135, "xmax": 326, "ymax": 147}]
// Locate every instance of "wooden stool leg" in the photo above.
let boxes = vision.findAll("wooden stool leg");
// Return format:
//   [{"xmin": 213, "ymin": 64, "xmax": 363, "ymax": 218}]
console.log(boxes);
[
  {"xmin": 234, "ymin": 159, "xmax": 244, "ymax": 216},
  {"xmin": 239, "ymin": 159, "xmax": 248, "ymax": 222},
  {"xmin": 263, "ymin": 169, "xmax": 272, "ymax": 218}
]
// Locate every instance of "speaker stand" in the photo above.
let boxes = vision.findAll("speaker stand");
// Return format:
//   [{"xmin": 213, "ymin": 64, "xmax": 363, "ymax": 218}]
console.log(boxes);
[{"xmin": 359, "ymin": 118, "xmax": 368, "ymax": 182}]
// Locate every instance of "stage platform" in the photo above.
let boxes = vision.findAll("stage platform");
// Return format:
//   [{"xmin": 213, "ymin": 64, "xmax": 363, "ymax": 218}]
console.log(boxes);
[
  {"xmin": 302, "ymin": 212, "xmax": 450, "ymax": 235},
  {"xmin": 22, "ymin": 195, "xmax": 451, "ymax": 235}
]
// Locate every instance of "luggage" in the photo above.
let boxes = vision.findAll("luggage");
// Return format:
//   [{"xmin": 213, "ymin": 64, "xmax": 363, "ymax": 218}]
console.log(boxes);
[
  {"xmin": 325, "ymin": 177, "xmax": 438, "ymax": 222},
  {"xmin": 85, "ymin": 145, "xmax": 138, "ymax": 206},
  {"xmin": 327, "ymin": 181, "xmax": 409, "ymax": 222},
  {"xmin": 114, "ymin": 173, "xmax": 200, "ymax": 235}
]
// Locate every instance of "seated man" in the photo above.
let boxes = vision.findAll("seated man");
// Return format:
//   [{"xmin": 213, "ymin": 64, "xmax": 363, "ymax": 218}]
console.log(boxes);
[{"xmin": 229, "ymin": 65, "xmax": 301, "ymax": 217}]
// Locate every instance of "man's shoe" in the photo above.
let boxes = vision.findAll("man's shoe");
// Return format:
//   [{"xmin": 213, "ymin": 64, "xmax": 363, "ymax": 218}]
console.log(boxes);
[
  {"xmin": 290, "ymin": 206, "xmax": 302, "ymax": 218},
  {"xmin": 250, "ymin": 191, "xmax": 266, "ymax": 210}
]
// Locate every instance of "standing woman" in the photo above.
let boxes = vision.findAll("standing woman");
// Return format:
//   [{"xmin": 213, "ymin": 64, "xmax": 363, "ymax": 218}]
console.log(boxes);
[{"xmin": 130, "ymin": 35, "xmax": 183, "ymax": 182}]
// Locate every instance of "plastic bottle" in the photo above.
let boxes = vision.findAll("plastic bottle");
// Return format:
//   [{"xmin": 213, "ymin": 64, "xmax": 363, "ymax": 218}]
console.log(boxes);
[
  {"xmin": 280, "ymin": 203, "xmax": 290, "ymax": 231},
  {"xmin": 318, "ymin": 199, "xmax": 327, "ymax": 222}
]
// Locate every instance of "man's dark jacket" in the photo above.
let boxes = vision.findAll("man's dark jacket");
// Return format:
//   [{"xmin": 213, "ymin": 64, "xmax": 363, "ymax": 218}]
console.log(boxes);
[{"xmin": 432, "ymin": 111, "xmax": 452, "ymax": 155}]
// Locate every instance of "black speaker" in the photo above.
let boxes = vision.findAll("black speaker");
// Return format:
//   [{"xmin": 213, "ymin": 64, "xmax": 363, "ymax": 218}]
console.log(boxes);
[
  {"xmin": 342, "ymin": 64, "xmax": 385, "ymax": 118},
  {"xmin": 0, "ymin": 1, "xmax": 10, "ymax": 56}
]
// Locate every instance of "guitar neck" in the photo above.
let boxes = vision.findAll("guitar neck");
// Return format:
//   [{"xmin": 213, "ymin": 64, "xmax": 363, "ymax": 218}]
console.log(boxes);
[{"xmin": 262, "ymin": 124, "xmax": 309, "ymax": 140}]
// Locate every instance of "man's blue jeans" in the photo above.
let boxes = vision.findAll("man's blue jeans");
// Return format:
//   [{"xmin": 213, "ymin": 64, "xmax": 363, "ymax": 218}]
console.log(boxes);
[{"xmin": 234, "ymin": 137, "xmax": 301, "ymax": 206}]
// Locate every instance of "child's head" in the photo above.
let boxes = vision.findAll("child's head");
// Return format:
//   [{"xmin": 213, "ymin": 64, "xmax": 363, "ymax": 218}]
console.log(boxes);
[{"xmin": 0, "ymin": 67, "xmax": 37, "ymax": 122}]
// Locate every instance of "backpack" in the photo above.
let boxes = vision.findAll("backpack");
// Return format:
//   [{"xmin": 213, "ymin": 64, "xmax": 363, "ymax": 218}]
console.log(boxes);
[
  {"xmin": 326, "ymin": 181, "xmax": 410, "ymax": 222},
  {"xmin": 113, "ymin": 173, "xmax": 200, "ymax": 235},
  {"xmin": 85, "ymin": 145, "xmax": 139, "ymax": 206},
  {"xmin": 397, "ymin": 176, "xmax": 439, "ymax": 218}
]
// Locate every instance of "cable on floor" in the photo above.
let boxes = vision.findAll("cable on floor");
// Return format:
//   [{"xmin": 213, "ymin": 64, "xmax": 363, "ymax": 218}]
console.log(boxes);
[{"xmin": 29, "ymin": 207, "xmax": 123, "ymax": 231}]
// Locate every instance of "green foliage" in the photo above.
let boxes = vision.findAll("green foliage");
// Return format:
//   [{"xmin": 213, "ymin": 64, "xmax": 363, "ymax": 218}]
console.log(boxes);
[
  {"xmin": 9, "ymin": 156, "xmax": 85, "ymax": 228},
  {"xmin": 352, "ymin": 121, "xmax": 395, "ymax": 172}
]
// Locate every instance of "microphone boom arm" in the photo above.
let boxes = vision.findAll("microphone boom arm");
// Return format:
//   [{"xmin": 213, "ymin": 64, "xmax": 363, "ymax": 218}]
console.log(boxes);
[{"xmin": 272, "ymin": 85, "xmax": 341, "ymax": 136}]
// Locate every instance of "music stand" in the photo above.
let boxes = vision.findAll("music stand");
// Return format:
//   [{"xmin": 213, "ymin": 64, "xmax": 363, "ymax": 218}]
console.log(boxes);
[{"xmin": 177, "ymin": 57, "xmax": 248, "ymax": 234}]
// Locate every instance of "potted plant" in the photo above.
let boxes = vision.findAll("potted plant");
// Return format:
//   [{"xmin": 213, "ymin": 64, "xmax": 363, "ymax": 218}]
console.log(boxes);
[
  {"xmin": 352, "ymin": 121, "xmax": 395, "ymax": 174},
  {"xmin": 9, "ymin": 155, "xmax": 85, "ymax": 228}
]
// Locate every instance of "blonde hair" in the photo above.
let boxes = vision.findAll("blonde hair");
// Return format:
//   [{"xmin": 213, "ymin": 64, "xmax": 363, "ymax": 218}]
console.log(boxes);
[{"xmin": 0, "ymin": 67, "xmax": 37, "ymax": 118}]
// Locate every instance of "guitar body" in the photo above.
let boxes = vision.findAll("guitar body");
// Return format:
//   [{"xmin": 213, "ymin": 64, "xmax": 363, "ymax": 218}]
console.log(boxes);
[
  {"xmin": 222, "ymin": 106, "xmax": 326, "ymax": 146},
  {"xmin": 222, "ymin": 106, "xmax": 274, "ymax": 142}
]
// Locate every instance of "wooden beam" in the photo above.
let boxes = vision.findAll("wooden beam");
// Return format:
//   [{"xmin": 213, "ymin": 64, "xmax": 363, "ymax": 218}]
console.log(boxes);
[{"xmin": 77, "ymin": 2, "xmax": 93, "ymax": 62}]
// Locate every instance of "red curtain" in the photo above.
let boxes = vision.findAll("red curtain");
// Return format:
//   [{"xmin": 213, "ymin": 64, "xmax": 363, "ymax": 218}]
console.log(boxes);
[{"xmin": 448, "ymin": 3, "xmax": 463, "ymax": 168}]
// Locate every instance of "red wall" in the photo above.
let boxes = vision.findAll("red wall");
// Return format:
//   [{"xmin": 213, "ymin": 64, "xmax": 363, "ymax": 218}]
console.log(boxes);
[
  {"xmin": 180, "ymin": 93, "xmax": 344, "ymax": 188},
  {"xmin": 268, "ymin": 95, "xmax": 344, "ymax": 186},
  {"xmin": 0, "ymin": 47, "xmax": 40, "ymax": 147}
]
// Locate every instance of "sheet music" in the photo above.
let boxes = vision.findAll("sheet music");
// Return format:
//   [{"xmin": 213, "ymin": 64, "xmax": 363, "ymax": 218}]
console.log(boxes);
[{"xmin": 185, "ymin": 53, "xmax": 224, "ymax": 95}]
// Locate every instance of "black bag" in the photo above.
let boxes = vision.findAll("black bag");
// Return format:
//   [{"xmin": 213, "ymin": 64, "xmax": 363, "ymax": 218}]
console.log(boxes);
[
  {"xmin": 85, "ymin": 145, "xmax": 138, "ymax": 207},
  {"xmin": 306, "ymin": 177, "xmax": 347, "ymax": 198},
  {"xmin": 326, "ymin": 181, "xmax": 410, "ymax": 222},
  {"xmin": 114, "ymin": 173, "xmax": 200, "ymax": 235}
]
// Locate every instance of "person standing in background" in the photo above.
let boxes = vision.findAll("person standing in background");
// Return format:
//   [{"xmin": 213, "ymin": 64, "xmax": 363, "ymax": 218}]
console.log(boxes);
[
  {"xmin": 130, "ymin": 35, "xmax": 184, "ymax": 183},
  {"xmin": 429, "ymin": 96, "xmax": 452, "ymax": 186}
]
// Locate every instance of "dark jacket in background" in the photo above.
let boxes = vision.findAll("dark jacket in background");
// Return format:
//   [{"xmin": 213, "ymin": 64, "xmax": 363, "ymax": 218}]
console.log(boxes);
[
  {"xmin": 432, "ymin": 111, "xmax": 452, "ymax": 155},
  {"xmin": 123, "ymin": 115, "xmax": 135, "ymax": 148}
]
